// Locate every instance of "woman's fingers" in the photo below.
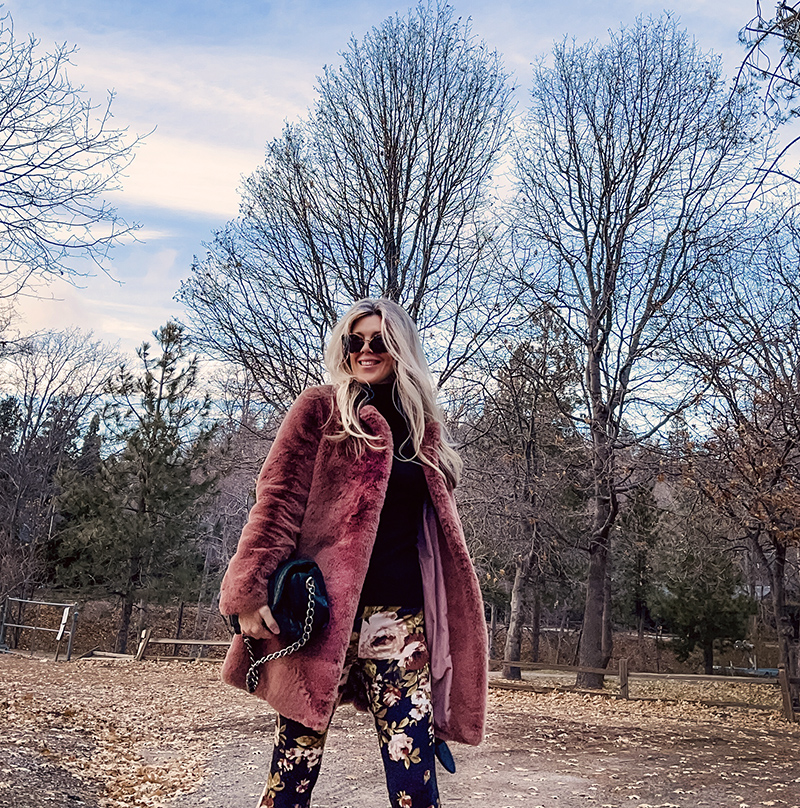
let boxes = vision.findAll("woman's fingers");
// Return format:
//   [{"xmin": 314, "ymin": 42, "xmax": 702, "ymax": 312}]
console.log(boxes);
[
  {"xmin": 238, "ymin": 605, "xmax": 280, "ymax": 638},
  {"xmin": 237, "ymin": 612, "xmax": 264, "ymax": 637},
  {"xmin": 258, "ymin": 604, "xmax": 280, "ymax": 635}
]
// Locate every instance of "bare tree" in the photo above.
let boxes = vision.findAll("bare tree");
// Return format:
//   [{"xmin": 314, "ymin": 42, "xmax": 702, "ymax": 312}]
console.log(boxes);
[
  {"xmin": 680, "ymin": 218, "xmax": 800, "ymax": 680},
  {"xmin": 179, "ymin": 1, "xmax": 515, "ymax": 409},
  {"xmin": 0, "ymin": 11, "xmax": 138, "ymax": 297},
  {"xmin": 0, "ymin": 328, "xmax": 116, "ymax": 599},
  {"xmin": 457, "ymin": 310, "xmax": 586, "ymax": 678},
  {"xmin": 512, "ymin": 16, "xmax": 768, "ymax": 687}
]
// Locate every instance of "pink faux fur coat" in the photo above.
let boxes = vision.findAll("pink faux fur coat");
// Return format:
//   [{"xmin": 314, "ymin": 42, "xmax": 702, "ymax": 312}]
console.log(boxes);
[{"xmin": 219, "ymin": 385, "xmax": 487, "ymax": 745}]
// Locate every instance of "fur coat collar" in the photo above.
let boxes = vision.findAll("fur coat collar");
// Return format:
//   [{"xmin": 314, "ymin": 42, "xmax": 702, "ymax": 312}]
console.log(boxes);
[{"xmin": 219, "ymin": 385, "xmax": 487, "ymax": 745}]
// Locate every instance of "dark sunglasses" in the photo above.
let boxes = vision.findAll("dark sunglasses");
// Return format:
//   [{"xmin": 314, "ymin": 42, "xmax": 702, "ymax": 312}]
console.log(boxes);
[{"xmin": 343, "ymin": 332, "xmax": 388, "ymax": 354}]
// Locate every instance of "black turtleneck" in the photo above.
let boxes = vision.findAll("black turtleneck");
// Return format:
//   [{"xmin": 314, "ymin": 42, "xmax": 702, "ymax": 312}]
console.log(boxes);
[{"xmin": 358, "ymin": 383, "xmax": 427, "ymax": 608}]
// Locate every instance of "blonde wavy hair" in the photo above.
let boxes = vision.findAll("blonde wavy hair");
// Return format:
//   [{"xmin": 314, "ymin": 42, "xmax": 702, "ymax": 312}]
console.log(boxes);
[{"xmin": 323, "ymin": 298, "xmax": 462, "ymax": 489}]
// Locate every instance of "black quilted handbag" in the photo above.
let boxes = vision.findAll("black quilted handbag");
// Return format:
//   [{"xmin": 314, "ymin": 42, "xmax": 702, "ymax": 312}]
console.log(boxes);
[{"xmin": 236, "ymin": 558, "xmax": 330, "ymax": 693}]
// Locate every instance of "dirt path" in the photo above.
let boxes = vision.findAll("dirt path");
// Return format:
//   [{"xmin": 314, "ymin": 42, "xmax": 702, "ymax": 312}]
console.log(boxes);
[
  {"xmin": 167, "ymin": 694, "xmax": 800, "ymax": 808},
  {"xmin": 2, "ymin": 655, "xmax": 799, "ymax": 808},
  {"xmin": 163, "ymin": 703, "xmax": 598, "ymax": 808}
]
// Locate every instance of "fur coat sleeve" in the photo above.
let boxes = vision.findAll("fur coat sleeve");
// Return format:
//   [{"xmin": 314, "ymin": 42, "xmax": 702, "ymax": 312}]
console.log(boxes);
[{"xmin": 218, "ymin": 387, "xmax": 329, "ymax": 618}]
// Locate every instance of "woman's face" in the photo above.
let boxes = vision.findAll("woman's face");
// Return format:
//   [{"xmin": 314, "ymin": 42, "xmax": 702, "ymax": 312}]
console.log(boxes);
[{"xmin": 348, "ymin": 314, "xmax": 395, "ymax": 385}]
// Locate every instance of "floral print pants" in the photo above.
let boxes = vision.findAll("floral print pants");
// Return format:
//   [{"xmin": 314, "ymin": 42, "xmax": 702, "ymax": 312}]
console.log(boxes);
[{"xmin": 257, "ymin": 606, "xmax": 439, "ymax": 808}]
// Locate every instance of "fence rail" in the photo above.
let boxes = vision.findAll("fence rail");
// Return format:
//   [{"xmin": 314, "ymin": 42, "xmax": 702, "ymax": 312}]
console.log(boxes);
[{"xmin": 134, "ymin": 627, "xmax": 230, "ymax": 661}]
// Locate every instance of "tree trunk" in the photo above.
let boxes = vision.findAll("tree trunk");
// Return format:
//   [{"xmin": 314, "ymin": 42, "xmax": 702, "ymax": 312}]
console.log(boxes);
[
  {"xmin": 530, "ymin": 586, "xmax": 542, "ymax": 663},
  {"xmin": 11, "ymin": 599, "xmax": 24, "ymax": 648},
  {"xmin": 116, "ymin": 549, "xmax": 142, "ymax": 655},
  {"xmin": 703, "ymin": 639, "xmax": 714, "ymax": 675},
  {"xmin": 135, "ymin": 598, "xmax": 147, "ymax": 639},
  {"xmin": 750, "ymin": 531, "xmax": 794, "ymax": 677},
  {"xmin": 601, "ymin": 562, "xmax": 613, "ymax": 667},
  {"xmin": 195, "ymin": 543, "xmax": 213, "ymax": 635},
  {"xmin": 577, "ymin": 347, "xmax": 617, "ymax": 689},
  {"xmin": 770, "ymin": 541, "xmax": 794, "ymax": 675},
  {"xmin": 503, "ymin": 561, "xmax": 527, "ymax": 679},
  {"xmin": 577, "ymin": 542, "xmax": 608, "ymax": 688},
  {"xmin": 489, "ymin": 603, "xmax": 497, "ymax": 660},
  {"xmin": 115, "ymin": 591, "xmax": 134, "ymax": 654}
]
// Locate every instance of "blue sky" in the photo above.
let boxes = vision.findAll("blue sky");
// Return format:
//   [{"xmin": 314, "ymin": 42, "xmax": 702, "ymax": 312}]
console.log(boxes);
[{"xmin": 6, "ymin": 0, "xmax": 759, "ymax": 354}]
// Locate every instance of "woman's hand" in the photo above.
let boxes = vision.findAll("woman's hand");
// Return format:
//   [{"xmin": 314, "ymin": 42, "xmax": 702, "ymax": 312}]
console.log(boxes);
[{"xmin": 237, "ymin": 604, "xmax": 280, "ymax": 638}]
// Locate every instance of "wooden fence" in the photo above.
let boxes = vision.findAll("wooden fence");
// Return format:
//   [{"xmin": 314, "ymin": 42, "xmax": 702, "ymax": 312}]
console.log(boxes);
[
  {"xmin": 82, "ymin": 624, "xmax": 800, "ymax": 723},
  {"xmin": 490, "ymin": 658, "xmax": 799, "ymax": 722},
  {"xmin": 0, "ymin": 597, "xmax": 79, "ymax": 661}
]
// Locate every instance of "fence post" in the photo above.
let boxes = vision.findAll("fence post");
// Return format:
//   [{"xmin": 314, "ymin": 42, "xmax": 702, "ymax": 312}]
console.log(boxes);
[
  {"xmin": 173, "ymin": 602, "xmax": 185, "ymax": 657},
  {"xmin": 619, "ymin": 657, "xmax": 629, "ymax": 699},
  {"xmin": 53, "ymin": 606, "xmax": 70, "ymax": 662},
  {"xmin": 0, "ymin": 598, "xmax": 8, "ymax": 648},
  {"xmin": 778, "ymin": 665, "xmax": 795, "ymax": 722},
  {"xmin": 135, "ymin": 627, "xmax": 152, "ymax": 661},
  {"xmin": 66, "ymin": 606, "xmax": 79, "ymax": 662}
]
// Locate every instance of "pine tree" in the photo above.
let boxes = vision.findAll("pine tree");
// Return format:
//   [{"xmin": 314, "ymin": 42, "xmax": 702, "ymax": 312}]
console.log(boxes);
[
  {"xmin": 650, "ymin": 518, "xmax": 755, "ymax": 675},
  {"xmin": 614, "ymin": 486, "xmax": 660, "ymax": 641},
  {"xmin": 57, "ymin": 322, "xmax": 216, "ymax": 652}
]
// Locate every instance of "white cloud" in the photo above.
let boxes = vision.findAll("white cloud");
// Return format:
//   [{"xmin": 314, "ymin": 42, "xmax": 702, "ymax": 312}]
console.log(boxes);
[
  {"xmin": 133, "ymin": 226, "xmax": 174, "ymax": 241},
  {"xmin": 109, "ymin": 133, "xmax": 258, "ymax": 218},
  {"xmin": 55, "ymin": 37, "xmax": 321, "ymax": 219},
  {"xmin": 71, "ymin": 42, "xmax": 315, "ymax": 144},
  {"xmin": 14, "ymin": 245, "xmax": 190, "ymax": 355}
]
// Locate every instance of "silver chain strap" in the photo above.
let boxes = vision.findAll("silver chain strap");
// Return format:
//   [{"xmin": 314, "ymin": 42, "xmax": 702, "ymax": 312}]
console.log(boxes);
[{"xmin": 244, "ymin": 576, "xmax": 317, "ymax": 693}]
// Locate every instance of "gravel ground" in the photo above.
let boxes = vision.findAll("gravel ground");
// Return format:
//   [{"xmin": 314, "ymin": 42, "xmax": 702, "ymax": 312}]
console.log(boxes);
[{"xmin": 2, "ymin": 654, "xmax": 800, "ymax": 808}]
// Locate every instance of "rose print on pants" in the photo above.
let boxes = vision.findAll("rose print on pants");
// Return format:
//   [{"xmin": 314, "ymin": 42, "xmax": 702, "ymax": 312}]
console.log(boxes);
[
  {"xmin": 358, "ymin": 611, "xmax": 409, "ymax": 658},
  {"xmin": 262, "ymin": 606, "xmax": 439, "ymax": 808}
]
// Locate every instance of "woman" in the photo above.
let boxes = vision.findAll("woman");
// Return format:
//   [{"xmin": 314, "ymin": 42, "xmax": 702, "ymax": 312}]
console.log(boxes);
[{"xmin": 219, "ymin": 298, "xmax": 487, "ymax": 808}]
